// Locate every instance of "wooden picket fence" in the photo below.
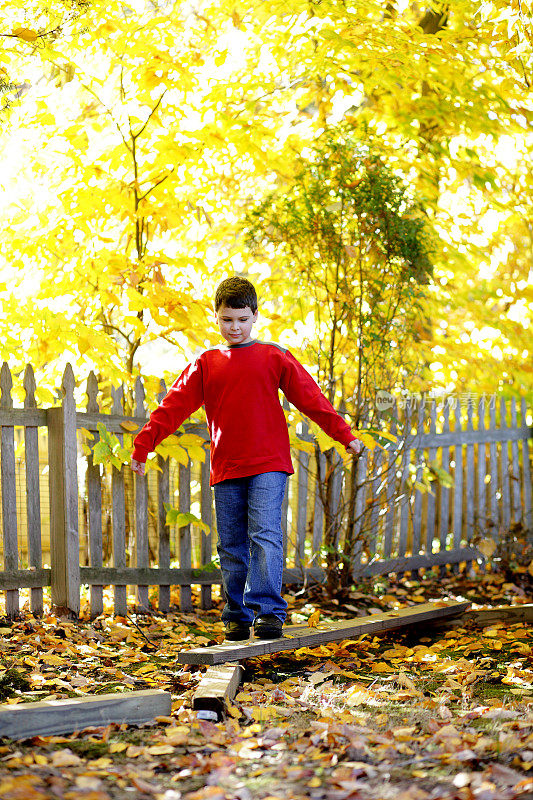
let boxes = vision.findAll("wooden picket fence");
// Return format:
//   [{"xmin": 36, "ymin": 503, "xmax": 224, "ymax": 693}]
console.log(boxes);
[{"xmin": 0, "ymin": 362, "xmax": 531, "ymax": 620}]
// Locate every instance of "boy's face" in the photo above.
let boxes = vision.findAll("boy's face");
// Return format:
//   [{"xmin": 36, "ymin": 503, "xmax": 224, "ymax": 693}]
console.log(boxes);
[{"xmin": 215, "ymin": 305, "xmax": 258, "ymax": 346}]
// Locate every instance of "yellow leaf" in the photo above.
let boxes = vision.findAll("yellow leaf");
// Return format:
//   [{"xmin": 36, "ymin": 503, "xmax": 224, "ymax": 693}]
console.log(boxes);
[
  {"xmin": 477, "ymin": 538, "xmax": 497, "ymax": 558},
  {"xmin": 147, "ymin": 744, "xmax": 175, "ymax": 755},
  {"xmin": 370, "ymin": 661, "xmax": 395, "ymax": 673},
  {"xmin": 12, "ymin": 27, "xmax": 39, "ymax": 41},
  {"xmin": 109, "ymin": 742, "xmax": 128, "ymax": 753},
  {"xmin": 225, "ymin": 702, "xmax": 242, "ymax": 719},
  {"xmin": 120, "ymin": 421, "xmax": 139, "ymax": 431},
  {"xmin": 307, "ymin": 610, "xmax": 320, "ymax": 628},
  {"xmin": 250, "ymin": 706, "xmax": 279, "ymax": 721}
]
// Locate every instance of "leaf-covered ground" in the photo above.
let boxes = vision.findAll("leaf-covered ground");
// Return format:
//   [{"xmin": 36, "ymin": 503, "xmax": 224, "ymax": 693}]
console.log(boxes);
[{"xmin": 1, "ymin": 572, "xmax": 533, "ymax": 800}]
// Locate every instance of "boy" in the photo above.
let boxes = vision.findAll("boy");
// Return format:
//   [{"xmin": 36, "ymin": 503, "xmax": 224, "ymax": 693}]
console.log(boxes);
[{"xmin": 131, "ymin": 276, "xmax": 362, "ymax": 641}]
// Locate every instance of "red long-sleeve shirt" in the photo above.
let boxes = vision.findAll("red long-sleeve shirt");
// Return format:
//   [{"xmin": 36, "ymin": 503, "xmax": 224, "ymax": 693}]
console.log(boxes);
[{"xmin": 132, "ymin": 339, "xmax": 357, "ymax": 485}]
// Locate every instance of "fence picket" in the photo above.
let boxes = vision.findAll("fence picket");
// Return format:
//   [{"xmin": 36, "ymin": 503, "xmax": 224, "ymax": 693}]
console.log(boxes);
[
  {"xmin": 452, "ymin": 400, "xmax": 464, "ymax": 573},
  {"xmin": 489, "ymin": 399, "xmax": 499, "ymax": 543},
  {"xmin": 111, "ymin": 386, "xmax": 127, "ymax": 616},
  {"xmin": 200, "ymin": 452, "xmax": 213, "ymax": 609},
  {"xmin": 476, "ymin": 397, "xmax": 487, "ymax": 541},
  {"xmin": 157, "ymin": 381, "xmax": 170, "ymax": 613},
  {"xmin": 179, "ymin": 460, "xmax": 193, "ymax": 612},
  {"xmin": 281, "ymin": 397, "xmax": 290, "ymax": 563},
  {"xmin": 1, "ymin": 363, "xmax": 19, "ymax": 616},
  {"xmin": 465, "ymin": 397, "xmax": 475, "ymax": 572},
  {"xmin": 134, "ymin": 377, "xmax": 149, "ymax": 612},
  {"xmin": 383, "ymin": 401, "xmax": 397, "ymax": 560},
  {"xmin": 352, "ymin": 439, "xmax": 368, "ymax": 575},
  {"xmin": 295, "ymin": 420, "xmax": 309, "ymax": 570},
  {"xmin": 23, "ymin": 365, "xmax": 43, "ymax": 615},
  {"xmin": 425, "ymin": 400, "xmax": 437, "ymax": 557},
  {"xmin": 439, "ymin": 400, "xmax": 451, "ymax": 577},
  {"xmin": 500, "ymin": 398, "xmax": 511, "ymax": 535},
  {"xmin": 48, "ymin": 364, "xmax": 80, "ymax": 616},
  {"xmin": 86, "ymin": 372, "xmax": 103, "ymax": 619},
  {"xmin": 521, "ymin": 399, "xmax": 532, "ymax": 538},
  {"xmin": 368, "ymin": 408, "xmax": 382, "ymax": 562},
  {"xmin": 398, "ymin": 401, "xmax": 412, "ymax": 564},
  {"xmin": 351, "ymin": 401, "xmax": 370, "ymax": 573},
  {"xmin": 311, "ymin": 450, "xmax": 325, "ymax": 565},
  {"xmin": 411, "ymin": 397, "xmax": 425, "ymax": 577},
  {"xmin": 510, "ymin": 398, "xmax": 522, "ymax": 526}
]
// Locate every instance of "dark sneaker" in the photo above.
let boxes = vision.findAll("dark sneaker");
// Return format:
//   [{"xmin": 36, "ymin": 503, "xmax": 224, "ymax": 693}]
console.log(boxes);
[
  {"xmin": 224, "ymin": 622, "xmax": 250, "ymax": 641},
  {"xmin": 254, "ymin": 614, "xmax": 283, "ymax": 639}
]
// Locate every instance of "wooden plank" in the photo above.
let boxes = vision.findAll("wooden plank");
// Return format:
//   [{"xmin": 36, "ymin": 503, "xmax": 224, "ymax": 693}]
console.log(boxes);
[
  {"xmin": 193, "ymin": 663, "xmax": 244, "ymax": 716},
  {"xmin": 23, "ymin": 365, "xmax": 43, "ymax": 615},
  {"xmin": 521, "ymin": 399, "xmax": 533, "ymax": 538},
  {"xmin": 177, "ymin": 601, "xmax": 469, "ymax": 665},
  {"xmin": 500, "ymin": 397, "xmax": 511, "ymax": 536},
  {"xmin": 70, "ymin": 411, "xmax": 533, "ymax": 447},
  {"xmin": 510, "ymin": 398, "xmax": 522, "ymax": 526},
  {"xmin": 0, "ymin": 689, "xmax": 172, "ymax": 740},
  {"xmin": 179, "ymin": 460, "xmax": 193, "ymax": 612},
  {"xmin": 79, "ymin": 565, "xmax": 325, "ymax": 585},
  {"xmin": 354, "ymin": 546, "xmax": 481, "ymax": 577},
  {"xmin": 425, "ymin": 400, "xmax": 437, "ymax": 556},
  {"xmin": 111, "ymin": 386, "xmax": 127, "ymax": 616},
  {"xmin": 1, "ymin": 363, "xmax": 19, "ymax": 617},
  {"xmin": 0, "ymin": 409, "xmax": 47, "ymax": 427},
  {"xmin": 86, "ymin": 372, "xmax": 103, "ymax": 619},
  {"xmin": 0, "ymin": 568, "xmax": 51, "ymax": 590},
  {"xmin": 452, "ymin": 400, "xmax": 464, "ymax": 572},
  {"xmin": 428, "ymin": 603, "xmax": 533, "ymax": 631},
  {"xmin": 47, "ymin": 364, "xmax": 80, "ymax": 617},
  {"xmin": 439, "ymin": 400, "xmax": 451, "ymax": 576},
  {"xmin": 134, "ymin": 377, "xmax": 149, "ymax": 612},
  {"xmin": 200, "ymin": 452, "xmax": 213, "ymax": 610}
]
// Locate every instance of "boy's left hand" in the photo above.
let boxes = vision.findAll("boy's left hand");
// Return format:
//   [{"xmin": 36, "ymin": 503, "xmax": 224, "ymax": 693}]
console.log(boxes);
[{"xmin": 347, "ymin": 439, "xmax": 364, "ymax": 456}]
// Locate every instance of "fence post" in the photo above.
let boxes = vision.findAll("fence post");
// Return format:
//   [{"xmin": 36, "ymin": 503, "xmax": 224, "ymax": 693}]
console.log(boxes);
[
  {"xmin": 47, "ymin": 364, "xmax": 80, "ymax": 618},
  {"xmin": 1, "ymin": 363, "xmax": 19, "ymax": 617}
]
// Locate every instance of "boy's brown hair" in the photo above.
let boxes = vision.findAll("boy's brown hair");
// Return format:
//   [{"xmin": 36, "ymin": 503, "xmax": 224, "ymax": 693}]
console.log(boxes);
[{"xmin": 215, "ymin": 276, "xmax": 258, "ymax": 313}]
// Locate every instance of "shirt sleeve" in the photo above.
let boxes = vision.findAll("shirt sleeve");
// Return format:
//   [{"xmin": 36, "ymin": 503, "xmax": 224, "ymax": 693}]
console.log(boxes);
[
  {"xmin": 132, "ymin": 358, "xmax": 204, "ymax": 463},
  {"xmin": 279, "ymin": 350, "xmax": 357, "ymax": 448}
]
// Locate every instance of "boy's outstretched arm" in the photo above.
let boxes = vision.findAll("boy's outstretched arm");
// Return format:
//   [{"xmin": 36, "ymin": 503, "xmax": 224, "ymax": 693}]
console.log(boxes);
[
  {"xmin": 280, "ymin": 350, "xmax": 364, "ymax": 455},
  {"xmin": 131, "ymin": 359, "xmax": 204, "ymax": 472}
]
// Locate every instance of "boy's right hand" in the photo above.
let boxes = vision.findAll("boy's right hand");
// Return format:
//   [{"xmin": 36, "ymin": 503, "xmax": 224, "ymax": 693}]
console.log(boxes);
[{"xmin": 131, "ymin": 458, "xmax": 146, "ymax": 476}]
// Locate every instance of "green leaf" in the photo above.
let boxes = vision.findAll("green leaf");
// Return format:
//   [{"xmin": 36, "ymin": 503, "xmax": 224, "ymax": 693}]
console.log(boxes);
[
  {"xmin": 92, "ymin": 441, "xmax": 110, "ymax": 464},
  {"xmin": 164, "ymin": 504, "xmax": 210, "ymax": 533}
]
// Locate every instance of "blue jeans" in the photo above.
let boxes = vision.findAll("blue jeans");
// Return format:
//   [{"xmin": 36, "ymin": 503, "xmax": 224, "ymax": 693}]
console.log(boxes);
[{"xmin": 213, "ymin": 471, "xmax": 288, "ymax": 626}]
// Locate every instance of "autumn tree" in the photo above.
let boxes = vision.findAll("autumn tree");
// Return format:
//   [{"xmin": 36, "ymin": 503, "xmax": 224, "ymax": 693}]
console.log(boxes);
[{"xmin": 245, "ymin": 129, "xmax": 435, "ymax": 588}]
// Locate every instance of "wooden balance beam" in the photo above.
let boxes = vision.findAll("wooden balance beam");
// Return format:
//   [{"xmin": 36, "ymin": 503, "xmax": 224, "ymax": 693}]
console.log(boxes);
[
  {"xmin": 182, "ymin": 601, "xmax": 469, "ymax": 666},
  {"xmin": 189, "ymin": 602, "xmax": 469, "ymax": 718},
  {"xmin": 0, "ymin": 689, "xmax": 172, "ymax": 740}
]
